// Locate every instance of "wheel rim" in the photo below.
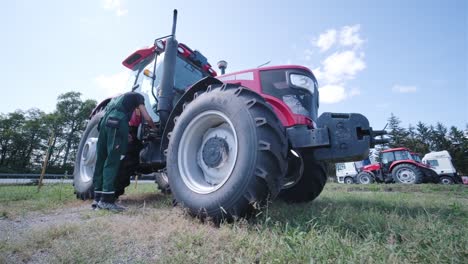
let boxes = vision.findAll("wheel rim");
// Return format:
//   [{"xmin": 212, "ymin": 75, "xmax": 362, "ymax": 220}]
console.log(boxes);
[
  {"xmin": 441, "ymin": 178, "xmax": 452, "ymax": 184},
  {"xmin": 345, "ymin": 178, "xmax": 353, "ymax": 184},
  {"xmin": 177, "ymin": 110, "xmax": 238, "ymax": 194},
  {"xmin": 160, "ymin": 172, "xmax": 169, "ymax": 183},
  {"xmin": 79, "ymin": 126, "xmax": 99, "ymax": 183},
  {"xmin": 282, "ymin": 149, "xmax": 304, "ymax": 189},
  {"xmin": 396, "ymin": 168, "xmax": 416, "ymax": 183}
]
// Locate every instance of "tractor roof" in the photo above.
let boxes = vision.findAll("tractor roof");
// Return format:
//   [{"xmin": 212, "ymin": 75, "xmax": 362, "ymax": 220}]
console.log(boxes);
[
  {"xmin": 381, "ymin": 147, "xmax": 410, "ymax": 153},
  {"xmin": 423, "ymin": 150, "xmax": 452, "ymax": 160},
  {"xmin": 217, "ymin": 65, "xmax": 316, "ymax": 82},
  {"xmin": 122, "ymin": 42, "xmax": 216, "ymax": 76}
]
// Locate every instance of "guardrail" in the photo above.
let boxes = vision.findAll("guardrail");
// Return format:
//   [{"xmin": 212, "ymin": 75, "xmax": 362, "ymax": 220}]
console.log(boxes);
[
  {"xmin": 0, "ymin": 173, "xmax": 69, "ymax": 179},
  {"xmin": 0, "ymin": 173, "xmax": 155, "ymax": 180}
]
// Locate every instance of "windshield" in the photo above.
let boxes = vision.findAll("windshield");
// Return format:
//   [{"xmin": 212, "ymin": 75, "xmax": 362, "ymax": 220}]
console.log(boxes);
[
  {"xmin": 394, "ymin": 150, "xmax": 411, "ymax": 161},
  {"xmin": 131, "ymin": 54, "xmax": 206, "ymax": 121},
  {"xmin": 411, "ymin": 154, "xmax": 421, "ymax": 163},
  {"xmin": 152, "ymin": 54, "xmax": 205, "ymax": 92}
]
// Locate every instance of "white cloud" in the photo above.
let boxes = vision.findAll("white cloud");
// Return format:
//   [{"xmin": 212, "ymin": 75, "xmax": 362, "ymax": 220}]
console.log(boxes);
[
  {"xmin": 319, "ymin": 84, "xmax": 347, "ymax": 104},
  {"xmin": 95, "ymin": 71, "xmax": 129, "ymax": 97},
  {"xmin": 339, "ymin": 25, "xmax": 364, "ymax": 48},
  {"xmin": 392, "ymin": 85, "xmax": 418, "ymax": 93},
  {"xmin": 315, "ymin": 29, "xmax": 337, "ymax": 52},
  {"xmin": 349, "ymin": 88, "xmax": 361, "ymax": 97},
  {"xmin": 319, "ymin": 85, "xmax": 361, "ymax": 104},
  {"xmin": 312, "ymin": 67, "xmax": 322, "ymax": 80},
  {"xmin": 102, "ymin": 0, "xmax": 128, "ymax": 16},
  {"xmin": 304, "ymin": 49, "xmax": 313, "ymax": 61},
  {"xmin": 314, "ymin": 25, "xmax": 363, "ymax": 52},
  {"xmin": 320, "ymin": 50, "xmax": 366, "ymax": 83},
  {"xmin": 308, "ymin": 24, "xmax": 366, "ymax": 104}
]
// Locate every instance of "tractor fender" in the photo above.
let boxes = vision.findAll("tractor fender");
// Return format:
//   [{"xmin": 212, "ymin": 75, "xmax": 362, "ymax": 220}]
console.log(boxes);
[
  {"xmin": 160, "ymin": 76, "xmax": 223, "ymax": 154},
  {"xmin": 389, "ymin": 160, "xmax": 424, "ymax": 172},
  {"xmin": 89, "ymin": 97, "xmax": 112, "ymax": 118},
  {"xmin": 362, "ymin": 163, "xmax": 381, "ymax": 172},
  {"xmin": 389, "ymin": 161, "xmax": 439, "ymax": 182}
]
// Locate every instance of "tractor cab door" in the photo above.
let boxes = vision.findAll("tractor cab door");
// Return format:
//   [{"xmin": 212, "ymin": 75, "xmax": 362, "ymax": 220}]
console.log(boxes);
[
  {"xmin": 131, "ymin": 58, "xmax": 165, "ymax": 123},
  {"xmin": 380, "ymin": 151, "xmax": 395, "ymax": 175},
  {"xmin": 135, "ymin": 52, "xmax": 208, "ymax": 122},
  {"xmin": 140, "ymin": 64, "xmax": 161, "ymax": 122}
]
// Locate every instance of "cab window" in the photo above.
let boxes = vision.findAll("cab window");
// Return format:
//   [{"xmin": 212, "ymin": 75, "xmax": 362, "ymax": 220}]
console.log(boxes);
[
  {"xmin": 336, "ymin": 163, "xmax": 345, "ymax": 171},
  {"xmin": 394, "ymin": 151, "xmax": 410, "ymax": 160},
  {"xmin": 381, "ymin": 152, "xmax": 395, "ymax": 164}
]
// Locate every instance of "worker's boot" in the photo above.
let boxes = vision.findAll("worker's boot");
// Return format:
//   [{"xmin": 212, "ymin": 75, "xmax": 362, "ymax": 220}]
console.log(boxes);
[
  {"xmin": 91, "ymin": 192, "xmax": 102, "ymax": 210},
  {"xmin": 97, "ymin": 201, "xmax": 127, "ymax": 212},
  {"xmin": 98, "ymin": 193, "xmax": 127, "ymax": 212}
]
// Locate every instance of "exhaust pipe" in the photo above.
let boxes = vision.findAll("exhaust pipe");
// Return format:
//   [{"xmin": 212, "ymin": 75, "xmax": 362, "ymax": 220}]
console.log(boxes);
[
  {"xmin": 217, "ymin": 60, "xmax": 228, "ymax": 75},
  {"xmin": 157, "ymin": 9, "xmax": 178, "ymax": 130}
]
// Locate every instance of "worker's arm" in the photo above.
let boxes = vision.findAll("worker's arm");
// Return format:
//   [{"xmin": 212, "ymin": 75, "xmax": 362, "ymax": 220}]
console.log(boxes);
[{"xmin": 138, "ymin": 104, "xmax": 156, "ymax": 129}]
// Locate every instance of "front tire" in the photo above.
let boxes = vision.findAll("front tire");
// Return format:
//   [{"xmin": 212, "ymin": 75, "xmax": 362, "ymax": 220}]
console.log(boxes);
[
  {"xmin": 278, "ymin": 154, "xmax": 327, "ymax": 203},
  {"xmin": 344, "ymin": 177, "xmax": 354, "ymax": 184},
  {"xmin": 73, "ymin": 111, "xmax": 104, "ymax": 200},
  {"xmin": 356, "ymin": 171, "xmax": 375, "ymax": 184},
  {"xmin": 440, "ymin": 176, "xmax": 454, "ymax": 185},
  {"xmin": 167, "ymin": 84, "xmax": 287, "ymax": 220}
]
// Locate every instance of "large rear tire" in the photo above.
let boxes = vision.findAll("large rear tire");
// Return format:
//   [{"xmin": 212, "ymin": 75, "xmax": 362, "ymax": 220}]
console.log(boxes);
[
  {"xmin": 167, "ymin": 84, "xmax": 288, "ymax": 220},
  {"xmin": 278, "ymin": 154, "xmax": 327, "ymax": 203},
  {"xmin": 392, "ymin": 164, "xmax": 423, "ymax": 184},
  {"xmin": 73, "ymin": 111, "xmax": 104, "ymax": 200}
]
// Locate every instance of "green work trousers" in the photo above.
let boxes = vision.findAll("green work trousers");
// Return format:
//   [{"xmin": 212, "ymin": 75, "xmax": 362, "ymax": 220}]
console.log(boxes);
[{"xmin": 93, "ymin": 110, "xmax": 129, "ymax": 202}]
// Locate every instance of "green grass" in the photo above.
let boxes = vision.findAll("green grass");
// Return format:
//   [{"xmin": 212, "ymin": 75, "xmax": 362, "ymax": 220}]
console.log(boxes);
[
  {"xmin": 0, "ymin": 183, "xmax": 467, "ymax": 263},
  {"xmin": 0, "ymin": 182, "xmax": 157, "ymax": 218}
]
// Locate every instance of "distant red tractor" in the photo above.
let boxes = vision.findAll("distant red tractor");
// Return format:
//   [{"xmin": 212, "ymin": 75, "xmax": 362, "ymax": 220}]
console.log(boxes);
[
  {"xmin": 73, "ymin": 10, "xmax": 385, "ymax": 220},
  {"xmin": 356, "ymin": 147, "xmax": 438, "ymax": 184}
]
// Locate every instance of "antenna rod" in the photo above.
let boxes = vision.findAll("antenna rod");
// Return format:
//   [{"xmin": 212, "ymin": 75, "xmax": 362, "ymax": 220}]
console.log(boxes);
[
  {"xmin": 257, "ymin": 60, "xmax": 271, "ymax": 68},
  {"xmin": 171, "ymin": 9, "xmax": 178, "ymax": 38}
]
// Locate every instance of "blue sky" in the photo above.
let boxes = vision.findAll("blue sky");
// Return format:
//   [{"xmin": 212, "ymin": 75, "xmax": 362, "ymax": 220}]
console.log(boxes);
[{"xmin": 1, "ymin": 0, "xmax": 466, "ymax": 130}]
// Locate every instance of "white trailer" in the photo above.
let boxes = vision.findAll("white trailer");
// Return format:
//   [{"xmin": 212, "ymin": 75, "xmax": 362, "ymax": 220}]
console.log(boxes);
[
  {"xmin": 422, "ymin": 151, "xmax": 462, "ymax": 184},
  {"xmin": 336, "ymin": 162, "xmax": 358, "ymax": 184}
]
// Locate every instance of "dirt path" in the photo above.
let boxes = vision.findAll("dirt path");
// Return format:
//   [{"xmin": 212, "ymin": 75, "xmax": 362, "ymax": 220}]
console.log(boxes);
[{"xmin": 0, "ymin": 194, "xmax": 202, "ymax": 263}]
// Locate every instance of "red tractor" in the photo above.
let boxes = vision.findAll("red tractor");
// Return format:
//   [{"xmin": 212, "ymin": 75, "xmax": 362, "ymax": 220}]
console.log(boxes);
[
  {"xmin": 73, "ymin": 10, "xmax": 385, "ymax": 220},
  {"xmin": 356, "ymin": 147, "xmax": 438, "ymax": 184}
]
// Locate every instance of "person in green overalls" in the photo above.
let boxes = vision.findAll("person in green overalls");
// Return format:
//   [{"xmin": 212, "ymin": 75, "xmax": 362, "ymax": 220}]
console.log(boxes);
[{"xmin": 92, "ymin": 92, "xmax": 156, "ymax": 211}]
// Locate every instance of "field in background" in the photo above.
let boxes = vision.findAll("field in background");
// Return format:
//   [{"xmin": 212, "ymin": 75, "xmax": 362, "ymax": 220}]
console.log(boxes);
[{"xmin": 1, "ymin": 183, "xmax": 467, "ymax": 263}]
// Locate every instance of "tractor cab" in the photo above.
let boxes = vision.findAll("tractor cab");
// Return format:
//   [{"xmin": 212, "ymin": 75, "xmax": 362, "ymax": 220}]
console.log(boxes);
[
  {"xmin": 122, "ymin": 41, "xmax": 217, "ymax": 122},
  {"xmin": 379, "ymin": 147, "xmax": 412, "ymax": 174},
  {"xmin": 410, "ymin": 152, "xmax": 422, "ymax": 163}
]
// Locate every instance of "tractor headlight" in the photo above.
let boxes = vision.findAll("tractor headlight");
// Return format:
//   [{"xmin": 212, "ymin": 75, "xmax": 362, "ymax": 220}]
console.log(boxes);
[
  {"xmin": 155, "ymin": 40, "xmax": 165, "ymax": 52},
  {"xmin": 290, "ymin": 74, "xmax": 314, "ymax": 94}
]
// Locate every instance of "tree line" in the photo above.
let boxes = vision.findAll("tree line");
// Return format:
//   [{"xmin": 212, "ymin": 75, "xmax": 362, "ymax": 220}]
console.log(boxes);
[
  {"xmin": 384, "ymin": 113, "xmax": 468, "ymax": 174},
  {"xmin": 0, "ymin": 92, "xmax": 96, "ymax": 174},
  {"xmin": 0, "ymin": 95, "xmax": 466, "ymax": 175}
]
